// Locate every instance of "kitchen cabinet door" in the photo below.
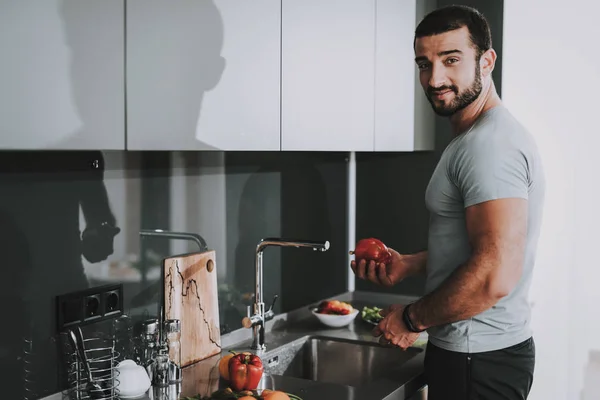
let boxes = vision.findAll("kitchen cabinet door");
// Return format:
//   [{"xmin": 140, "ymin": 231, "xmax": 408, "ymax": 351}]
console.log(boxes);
[
  {"xmin": 0, "ymin": 0, "xmax": 125, "ymax": 150},
  {"xmin": 375, "ymin": 0, "xmax": 435, "ymax": 152},
  {"xmin": 281, "ymin": 0, "xmax": 375, "ymax": 151},
  {"xmin": 126, "ymin": 0, "xmax": 281, "ymax": 151}
]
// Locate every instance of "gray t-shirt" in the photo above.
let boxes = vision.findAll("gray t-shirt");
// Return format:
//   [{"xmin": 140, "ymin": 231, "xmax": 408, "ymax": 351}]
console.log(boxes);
[{"xmin": 424, "ymin": 105, "xmax": 545, "ymax": 353}]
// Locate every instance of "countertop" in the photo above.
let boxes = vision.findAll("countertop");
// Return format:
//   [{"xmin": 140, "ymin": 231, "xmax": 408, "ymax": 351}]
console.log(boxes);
[
  {"xmin": 40, "ymin": 291, "xmax": 427, "ymax": 400},
  {"xmin": 179, "ymin": 290, "xmax": 428, "ymax": 400}
]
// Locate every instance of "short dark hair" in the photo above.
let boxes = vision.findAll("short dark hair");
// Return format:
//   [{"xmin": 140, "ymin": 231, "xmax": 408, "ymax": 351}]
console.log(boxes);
[{"xmin": 414, "ymin": 5, "xmax": 492, "ymax": 58}]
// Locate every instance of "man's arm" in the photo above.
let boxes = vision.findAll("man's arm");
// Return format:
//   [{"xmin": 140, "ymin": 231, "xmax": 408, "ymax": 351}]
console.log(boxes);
[
  {"xmin": 402, "ymin": 251, "xmax": 428, "ymax": 277},
  {"xmin": 408, "ymin": 197, "xmax": 527, "ymax": 331}
]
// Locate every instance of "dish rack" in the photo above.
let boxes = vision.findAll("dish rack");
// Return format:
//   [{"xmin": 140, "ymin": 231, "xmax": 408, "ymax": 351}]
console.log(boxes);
[
  {"xmin": 60, "ymin": 331, "xmax": 120, "ymax": 400},
  {"xmin": 22, "ymin": 335, "xmax": 37, "ymax": 400},
  {"xmin": 21, "ymin": 327, "xmax": 59, "ymax": 400}
]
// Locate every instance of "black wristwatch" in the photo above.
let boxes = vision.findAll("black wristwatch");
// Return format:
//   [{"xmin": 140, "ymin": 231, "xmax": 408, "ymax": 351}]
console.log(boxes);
[{"xmin": 402, "ymin": 303, "xmax": 425, "ymax": 333}]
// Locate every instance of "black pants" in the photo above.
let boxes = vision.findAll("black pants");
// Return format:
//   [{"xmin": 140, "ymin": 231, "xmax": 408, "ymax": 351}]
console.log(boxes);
[{"xmin": 424, "ymin": 337, "xmax": 535, "ymax": 400}]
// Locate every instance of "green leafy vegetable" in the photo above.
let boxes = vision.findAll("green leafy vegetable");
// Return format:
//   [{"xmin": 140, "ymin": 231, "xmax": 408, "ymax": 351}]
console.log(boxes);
[{"xmin": 361, "ymin": 306, "xmax": 383, "ymax": 324}]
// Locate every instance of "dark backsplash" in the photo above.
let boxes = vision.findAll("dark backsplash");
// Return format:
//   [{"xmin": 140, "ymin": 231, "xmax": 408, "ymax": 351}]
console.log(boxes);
[
  {"xmin": 0, "ymin": 150, "xmax": 349, "ymax": 398},
  {"xmin": 355, "ymin": 151, "xmax": 439, "ymax": 296},
  {"xmin": 0, "ymin": 147, "xmax": 444, "ymax": 399}
]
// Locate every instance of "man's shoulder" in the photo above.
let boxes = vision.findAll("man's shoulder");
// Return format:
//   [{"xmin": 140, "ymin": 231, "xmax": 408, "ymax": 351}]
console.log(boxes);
[
  {"xmin": 458, "ymin": 106, "xmax": 537, "ymax": 154},
  {"xmin": 442, "ymin": 106, "xmax": 542, "ymax": 185}
]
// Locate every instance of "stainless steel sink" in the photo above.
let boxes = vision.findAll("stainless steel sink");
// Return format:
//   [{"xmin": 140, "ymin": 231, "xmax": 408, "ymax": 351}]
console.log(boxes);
[{"xmin": 262, "ymin": 335, "xmax": 423, "ymax": 388}]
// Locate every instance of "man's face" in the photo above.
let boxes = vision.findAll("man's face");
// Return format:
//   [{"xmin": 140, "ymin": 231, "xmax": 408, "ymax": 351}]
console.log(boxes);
[{"xmin": 414, "ymin": 26, "xmax": 482, "ymax": 116}]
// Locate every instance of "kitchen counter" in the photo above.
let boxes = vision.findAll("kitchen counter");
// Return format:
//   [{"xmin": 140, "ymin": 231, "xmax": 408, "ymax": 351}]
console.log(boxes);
[
  {"xmin": 40, "ymin": 291, "xmax": 427, "ymax": 400},
  {"xmin": 179, "ymin": 291, "xmax": 428, "ymax": 400}
]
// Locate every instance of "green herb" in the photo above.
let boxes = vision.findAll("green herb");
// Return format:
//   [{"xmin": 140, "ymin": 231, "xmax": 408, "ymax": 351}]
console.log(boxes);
[{"xmin": 361, "ymin": 306, "xmax": 384, "ymax": 324}]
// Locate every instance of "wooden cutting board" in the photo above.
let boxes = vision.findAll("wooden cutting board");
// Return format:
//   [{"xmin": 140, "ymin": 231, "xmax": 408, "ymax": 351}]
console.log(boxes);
[{"xmin": 162, "ymin": 250, "xmax": 221, "ymax": 367}]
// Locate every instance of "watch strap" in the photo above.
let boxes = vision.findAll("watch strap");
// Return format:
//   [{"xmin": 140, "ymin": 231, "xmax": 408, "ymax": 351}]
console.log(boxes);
[{"xmin": 402, "ymin": 303, "xmax": 425, "ymax": 333}]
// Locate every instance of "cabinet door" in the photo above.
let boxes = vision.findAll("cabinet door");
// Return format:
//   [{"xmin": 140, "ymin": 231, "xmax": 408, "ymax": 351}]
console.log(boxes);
[
  {"xmin": 375, "ymin": 0, "xmax": 435, "ymax": 151},
  {"xmin": 126, "ymin": 0, "xmax": 281, "ymax": 151},
  {"xmin": 281, "ymin": 0, "xmax": 375, "ymax": 151},
  {"xmin": 0, "ymin": 0, "xmax": 125, "ymax": 150}
]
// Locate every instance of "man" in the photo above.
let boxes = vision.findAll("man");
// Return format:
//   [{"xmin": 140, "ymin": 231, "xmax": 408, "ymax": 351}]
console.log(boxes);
[{"xmin": 351, "ymin": 5, "xmax": 545, "ymax": 400}]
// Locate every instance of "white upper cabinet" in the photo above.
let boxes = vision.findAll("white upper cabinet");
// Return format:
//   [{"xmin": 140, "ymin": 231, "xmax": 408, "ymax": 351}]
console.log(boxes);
[
  {"xmin": 126, "ymin": 0, "xmax": 281, "ymax": 151},
  {"xmin": 375, "ymin": 0, "xmax": 435, "ymax": 151},
  {"xmin": 0, "ymin": 0, "xmax": 125, "ymax": 150},
  {"xmin": 281, "ymin": 0, "xmax": 434, "ymax": 152},
  {"xmin": 281, "ymin": 0, "xmax": 375, "ymax": 152},
  {"xmin": 0, "ymin": 1, "xmax": 432, "ymax": 152},
  {"xmin": 374, "ymin": 0, "xmax": 435, "ymax": 151}
]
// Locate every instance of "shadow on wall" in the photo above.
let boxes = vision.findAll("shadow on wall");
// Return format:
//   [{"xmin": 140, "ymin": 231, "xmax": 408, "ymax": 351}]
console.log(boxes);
[
  {"xmin": 0, "ymin": 0, "xmax": 226, "ymax": 149},
  {"xmin": 0, "ymin": 1, "xmax": 135, "ymax": 396},
  {"xmin": 1, "ymin": 0, "xmax": 81, "ymax": 148},
  {"xmin": 126, "ymin": 0, "xmax": 226, "ymax": 150},
  {"xmin": 57, "ymin": 0, "xmax": 123, "ymax": 148},
  {"xmin": 0, "ymin": 0, "xmax": 127, "ymax": 148},
  {"xmin": 0, "ymin": 151, "xmax": 120, "ymax": 399}
]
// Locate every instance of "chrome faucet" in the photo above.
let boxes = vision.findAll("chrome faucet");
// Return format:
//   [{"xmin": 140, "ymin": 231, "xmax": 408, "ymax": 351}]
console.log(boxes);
[
  {"xmin": 242, "ymin": 238, "xmax": 330, "ymax": 350},
  {"xmin": 139, "ymin": 229, "xmax": 208, "ymax": 252}
]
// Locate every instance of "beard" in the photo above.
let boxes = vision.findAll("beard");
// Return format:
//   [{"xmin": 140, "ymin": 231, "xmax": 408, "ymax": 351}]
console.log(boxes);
[{"xmin": 426, "ymin": 63, "xmax": 483, "ymax": 117}]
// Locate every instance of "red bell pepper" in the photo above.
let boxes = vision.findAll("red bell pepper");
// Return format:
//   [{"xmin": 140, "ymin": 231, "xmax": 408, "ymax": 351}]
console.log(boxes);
[
  {"xmin": 349, "ymin": 238, "xmax": 392, "ymax": 264},
  {"xmin": 228, "ymin": 353, "xmax": 264, "ymax": 391}
]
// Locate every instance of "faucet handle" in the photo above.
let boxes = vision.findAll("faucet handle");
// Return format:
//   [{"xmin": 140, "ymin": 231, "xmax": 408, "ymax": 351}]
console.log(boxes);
[
  {"xmin": 242, "ymin": 294, "xmax": 279, "ymax": 328},
  {"xmin": 264, "ymin": 294, "xmax": 279, "ymax": 321},
  {"xmin": 242, "ymin": 314, "xmax": 261, "ymax": 329},
  {"xmin": 268, "ymin": 294, "xmax": 279, "ymax": 313}
]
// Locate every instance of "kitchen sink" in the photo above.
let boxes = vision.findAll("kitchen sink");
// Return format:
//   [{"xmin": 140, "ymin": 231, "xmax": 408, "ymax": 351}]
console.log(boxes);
[{"xmin": 262, "ymin": 336, "xmax": 423, "ymax": 388}]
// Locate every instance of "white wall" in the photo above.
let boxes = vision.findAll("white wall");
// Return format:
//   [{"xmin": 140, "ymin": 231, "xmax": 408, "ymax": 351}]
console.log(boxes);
[{"xmin": 503, "ymin": 1, "xmax": 600, "ymax": 399}]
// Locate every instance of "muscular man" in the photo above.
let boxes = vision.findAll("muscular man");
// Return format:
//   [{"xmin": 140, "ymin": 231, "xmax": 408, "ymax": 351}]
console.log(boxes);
[{"xmin": 351, "ymin": 5, "xmax": 545, "ymax": 399}]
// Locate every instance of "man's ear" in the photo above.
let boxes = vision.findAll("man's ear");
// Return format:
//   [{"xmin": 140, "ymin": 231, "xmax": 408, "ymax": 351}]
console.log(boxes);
[{"xmin": 480, "ymin": 48, "xmax": 497, "ymax": 77}]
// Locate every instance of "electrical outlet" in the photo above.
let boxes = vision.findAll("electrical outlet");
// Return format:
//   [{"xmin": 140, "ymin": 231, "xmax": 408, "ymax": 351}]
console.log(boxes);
[
  {"xmin": 56, "ymin": 284, "xmax": 124, "ymax": 332},
  {"xmin": 84, "ymin": 294, "xmax": 102, "ymax": 320},
  {"xmin": 103, "ymin": 289, "xmax": 122, "ymax": 315}
]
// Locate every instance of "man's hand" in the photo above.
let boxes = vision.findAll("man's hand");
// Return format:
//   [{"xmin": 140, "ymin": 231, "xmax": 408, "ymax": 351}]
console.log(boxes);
[
  {"xmin": 351, "ymin": 248, "xmax": 414, "ymax": 287},
  {"xmin": 371, "ymin": 304, "xmax": 420, "ymax": 350}
]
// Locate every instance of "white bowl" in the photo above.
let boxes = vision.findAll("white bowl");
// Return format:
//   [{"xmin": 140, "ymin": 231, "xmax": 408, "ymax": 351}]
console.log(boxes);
[
  {"xmin": 311, "ymin": 308, "xmax": 359, "ymax": 328},
  {"xmin": 114, "ymin": 359, "xmax": 151, "ymax": 398}
]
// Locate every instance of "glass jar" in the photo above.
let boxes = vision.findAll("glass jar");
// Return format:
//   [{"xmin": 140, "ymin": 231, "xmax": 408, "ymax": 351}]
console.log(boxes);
[
  {"xmin": 152, "ymin": 353, "xmax": 170, "ymax": 388},
  {"xmin": 164, "ymin": 319, "xmax": 182, "ymax": 383},
  {"xmin": 112, "ymin": 314, "xmax": 133, "ymax": 362},
  {"xmin": 138, "ymin": 319, "xmax": 160, "ymax": 379}
]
